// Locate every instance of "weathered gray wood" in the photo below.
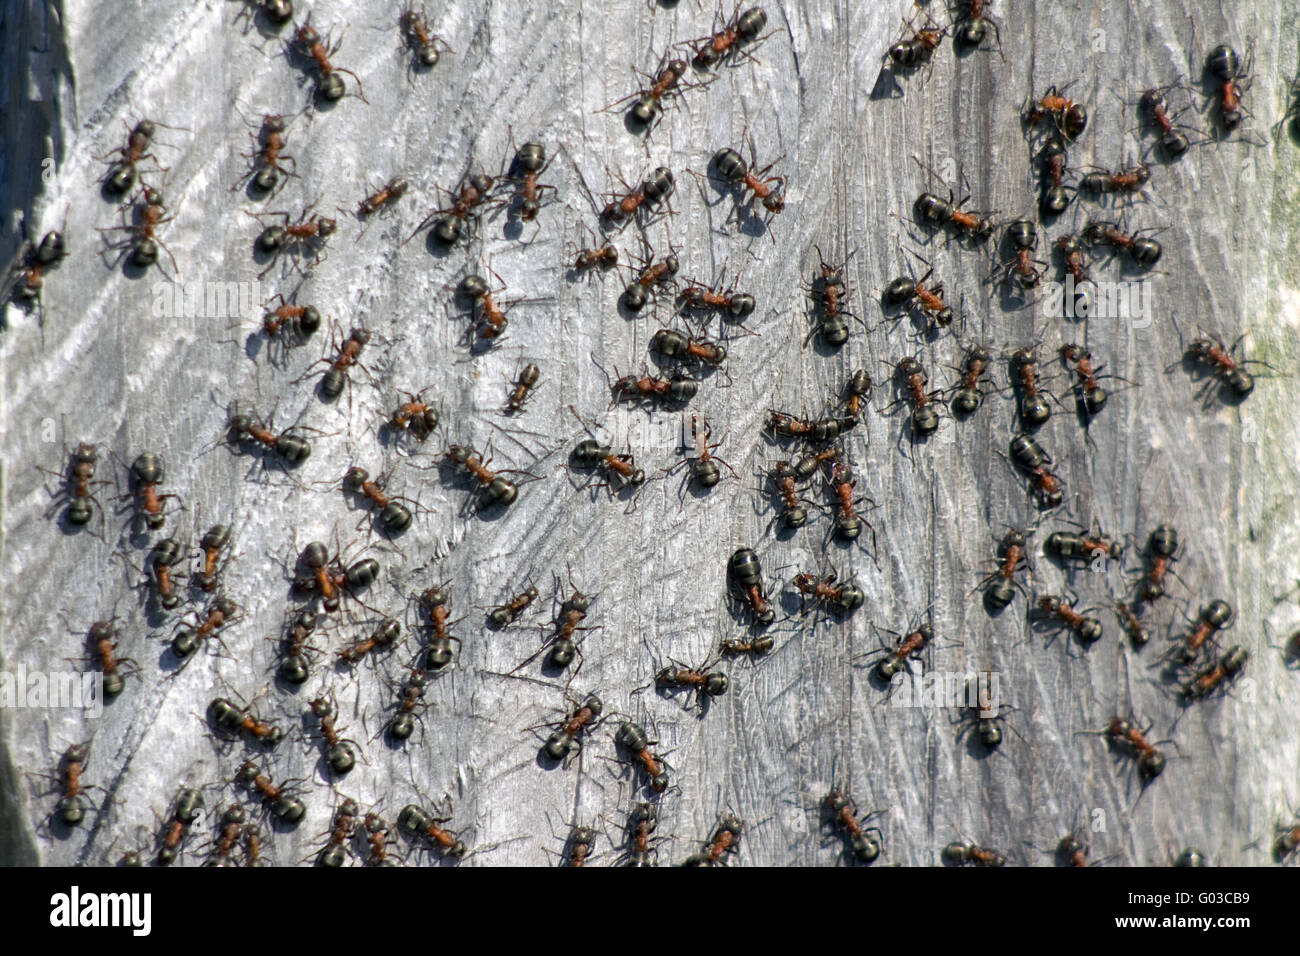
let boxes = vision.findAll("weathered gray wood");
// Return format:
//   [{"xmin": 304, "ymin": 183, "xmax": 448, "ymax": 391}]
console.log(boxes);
[{"xmin": 2, "ymin": 0, "xmax": 1299, "ymax": 866}]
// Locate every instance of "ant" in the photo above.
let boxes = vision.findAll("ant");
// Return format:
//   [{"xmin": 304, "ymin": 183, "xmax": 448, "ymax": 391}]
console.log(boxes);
[
  {"xmin": 397, "ymin": 800, "xmax": 468, "ymax": 859},
  {"xmin": 98, "ymin": 186, "xmax": 178, "ymax": 275},
  {"xmin": 444, "ymin": 443, "xmax": 525, "ymax": 513},
  {"xmin": 386, "ymin": 387, "xmax": 440, "ymax": 441},
  {"xmin": 40, "ymin": 442, "xmax": 108, "ymax": 530},
  {"xmin": 728, "ymin": 547, "xmax": 775, "ymax": 626},
  {"xmin": 614, "ymin": 721, "xmax": 672, "ymax": 794},
  {"xmin": 1082, "ymin": 716, "xmax": 1170, "ymax": 781},
  {"xmin": 619, "ymin": 238, "xmax": 679, "ymax": 311},
  {"xmin": 277, "ymin": 609, "xmax": 322, "ymax": 683},
  {"xmin": 1035, "ymin": 593, "xmax": 1104, "ymax": 646},
  {"xmin": 77, "ymin": 618, "xmax": 139, "ymax": 698},
  {"xmin": 883, "ymin": 14, "xmax": 945, "ymax": 88},
  {"xmin": 34, "ymin": 743, "xmax": 102, "ymax": 828},
  {"xmin": 405, "ymin": 170, "xmax": 497, "ymax": 246},
  {"xmin": 1169, "ymin": 599, "xmax": 1233, "ymax": 666},
  {"xmin": 383, "ymin": 665, "xmax": 430, "ymax": 741},
  {"xmin": 133, "ymin": 537, "xmax": 184, "ymax": 611},
  {"xmin": 203, "ymin": 805, "xmax": 248, "ymax": 867},
  {"xmin": 824, "ymin": 452, "xmax": 878, "ymax": 547},
  {"xmin": 1137, "ymin": 82, "xmax": 1201, "ymax": 159},
  {"xmin": 10, "ymin": 226, "xmax": 68, "ymax": 321},
  {"xmin": 1082, "ymin": 219, "xmax": 1162, "ymax": 268},
  {"xmin": 1180, "ymin": 328, "xmax": 1269, "ymax": 404},
  {"xmin": 248, "ymin": 201, "xmax": 338, "ymax": 278},
  {"xmin": 884, "ymin": 356, "xmax": 943, "ymax": 437},
  {"xmin": 824, "ymin": 789, "xmax": 884, "ymax": 863},
  {"xmin": 976, "ymin": 528, "xmax": 1031, "ymax": 611},
  {"xmin": 417, "ymin": 583, "xmax": 462, "ymax": 671},
  {"xmin": 504, "ymin": 362, "xmax": 541, "ymax": 414},
  {"xmin": 791, "ymin": 569, "xmax": 864, "ymax": 616},
  {"xmin": 288, "ymin": 15, "xmax": 367, "ymax": 104},
  {"xmin": 1060, "ymin": 343, "xmax": 1121, "ymax": 420},
  {"xmin": 710, "ymin": 142, "xmax": 785, "ymax": 224},
  {"xmin": 504, "ymin": 138, "xmax": 556, "ymax": 224},
  {"xmin": 600, "ymin": 165, "xmax": 675, "ymax": 228},
  {"xmin": 685, "ymin": 5, "xmax": 769, "ymax": 70},
  {"xmin": 1079, "ymin": 161, "xmax": 1152, "ymax": 200},
  {"xmin": 952, "ymin": 0, "xmax": 1003, "ymax": 58},
  {"xmin": 880, "ymin": 259, "xmax": 956, "ymax": 336},
  {"xmin": 337, "ymin": 617, "xmax": 402, "ymax": 665},
  {"xmin": 766, "ymin": 460, "xmax": 814, "ymax": 530},
  {"xmin": 1137, "ymin": 524, "xmax": 1180, "ymax": 603},
  {"xmin": 399, "ymin": 4, "xmax": 452, "ymax": 73},
  {"xmin": 341, "ymin": 465, "xmax": 421, "ymax": 537},
  {"xmin": 123, "ymin": 451, "xmax": 181, "ymax": 531},
  {"xmin": 652, "ymin": 328, "xmax": 728, "ymax": 369},
  {"xmin": 1055, "ymin": 234, "xmax": 1094, "ymax": 312},
  {"xmin": 1114, "ymin": 598, "xmax": 1150, "ymax": 648},
  {"xmin": 992, "ymin": 219, "xmax": 1047, "ymax": 291},
  {"xmin": 720, "ymin": 635, "xmax": 775, "ymax": 656},
  {"xmin": 232, "ymin": 0, "xmax": 293, "ymax": 31},
  {"xmin": 614, "ymin": 802, "xmax": 663, "ymax": 866},
  {"xmin": 207, "ymin": 695, "xmax": 285, "ymax": 748},
  {"xmin": 764, "ymin": 410, "xmax": 858, "ymax": 443},
  {"xmin": 947, "ymin": 344, "xmax": 995, "ymax": 416},
  {"xmin": 569, "ymin": 415, "xmax": 646, "ymax": 496},
  {"xmin": 568, "ymin": 224, "xmax": 619, "ymax": 278},
  {"xmin": 841, "ymin": 368, "xmax": 873, "ymax": 421},
  {"xmin": 1037, "ymin": 138, "xmax": 1074, "ymax": 215},
  {"xmin": 171, "ymin": 595, "xmax": 239, "ymax": 664},
  {"xmin": 355, "ymin": 176, "xmax": 409, "ymax": 218},
  {"xmin": 1007, "ymin": 343, "xmax": 1056, "ymax": 428},
  {"xmin": 805, "ymin": 247, "xmax": 863, "ymax": 347},
  {"xmin": 233, "ymin": 112, "xmax": 297, "ymax": 197},
  {"xmin": 227, "ymin": 407, "xmax": 315, "ymax": 468},
  {"xmin": 1272, "ymin": 813, "xmax": 1300, "ymax": 864},
  {"xmin": 484, "ymin": 582, "xmax": 540, "ymax": 630},
  {"xmin": 942, "ymin": 839, "xmax": 1006, "ymax": 866},
  {"xmin": 858, "ymin": 617, "xmax": 935, "ymax": 682},
  {"xmin": 307, "ymin": 691, "xmax": 360, "ymax": 773},
  {"xmin": 1044, "ymin": 520, "xmax": 1123, "ymax": 566},
  {"xmin": 678, "ymin": 270, "xmax": 757, "ymax": 323},
  {"xmin": 600, "ymin": 54, "xmax": 694, "ymax": 134},
  {"xmin": 682, "ymin": 814, "xmax": 744, "ymax": 866},
  {"xmin": 1181, "ymin": 645, "xmax": 1248, "ymax": 703},
  {"xmin": 655, "ymin": 656, "xmax": 729, "ymax": 704},
  {"xmin": 155, "ymin": 787, "xmax": 205, "ymax": 865},
  {"xmin": 96, "ymin": 117, "xmax": 183, "ymax": 197},
  {"xmin": 559, "ymin": 825, "xmax": 597, "ymax": 867},
  {"xmin": 258, "ymin": 289, "xmax": 321, "ymax": 360},
  {"xmin": 1205, "ymin": 42, "xmax": 1255, "ymax": 135},
  {"xmin": 532, "ymin": 692, "xmax": 604, "ymax": 763},
  {"xmin": 1023, "ymin": 83, "xmax": 1088, "ymax": 141},
  {"xmin": 1006, "ymin": 432, "xmax": 1064, "ymax": 508},
  {"xmin": 665, "ymin": 415, "xmax": 737, "ymax": 503},
  {"xmin": 594, "ymin": 355, "xmax": 699, "ymax": 409},
  {"xmin": 296, "ymin": 324, "xmax": 372, "ymax": 402},
  {"xmin": 911, "ymin": 158, "xmax": 995, "ymax": 240},
  {"xmin": 456, "ymin": 270, "xmax": 511, "ymax": 347},
  {"xmin": 292, "ymin": 539, "xmax": 381, "ymax": 614},
  {"xmin": 952, "ymin": 675, "xmax": 1021, "ymax": 750},
  {"xmin": 313, "ymin": 798, "xmax": 359, "ymax": 867},
  {"xmin": 1054, "ymin": 828, "xmax": 1118, "ymax": 867},
  {"xmin": 362, "ymin": 813, "xmax": 397, "ymax": 866},
  {"xmin": 507, "ymin": 571, "xmax": 597, "ymax": 675},
  {"xmin": 235, "ymin": 760, "xmax": 307, "ymax": 824}
]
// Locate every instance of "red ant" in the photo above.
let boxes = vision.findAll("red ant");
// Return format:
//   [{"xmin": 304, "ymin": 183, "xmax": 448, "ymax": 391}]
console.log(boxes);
[
  {"xmin": 288, "ymin": 15, "xmax": 367, "ymax": 103},
  {"xmin": 766, "ymin": 460, "xmax": 813, "ymax": 531},
  {"xmin": 386, "ymin": 387, "xmax": 439, "ymax": 441},
  {"xmin": 275, "ymin": 609, "xmax": 322, "ymax": 684},
  {"xmin": 720, "ymin": 635, "xmax": 775, "ymax": 656},
  {"xmin": 614, "ymin": 721, "xmax": 671, "ymax": 794},
  {"xmin": 233, "ymin": 1, "xmax": 293, "ymax": 32},
  {"xmin": 1008, "ymin": 343, "xmax": 1056, "ymax": 427},
  {"xmin": 532, "ymin": 693, "xmax": 603, "ymax": 763},
  {"xmin": 258, "ymin": 289, "xmax": 321, "ymax": 360},
  {"xmin": 1035, "ymin": 593, "xmax": 1104, "ymax": 646},
  {"xmin": 121, "ymin": 451, "xmax": 181, "ymax": 532},
  {"xmin": 444, "ymin": 443, "xmax": 528, "ymax": 514},
  {"xmin": 363, "ymin": 813, "xmax": 397, "ymax": 866},
  {"xmin": 313, "ymin": 798, "xmax": 359, "ymax": 867},
  {"xmin": 1114, "ymin": 599, "xmax": 1150, "ymax": 647},
  {"xmin": 132, "ymin": 537, "xmax": 184, "ymax": 610},
  {"xmin": 1079, "ymin": 161, "xmax": 1151, "ymax": 200},
  {"xmin": 203, "ymin": 805, "xmax": 247, "ymax": 867},
  {"xmin": 295, "ymin": 324, "xmax": 372, "ymax": 403},
  {"xmin": 710, "ymin": 141, "xmax": 785, "ymax": 224},
  {"xmin": 405, "ymin": 170, "xmax": 497, "ymax": 246},
  {"xmin": 77, "ymin": 618, "xmax": 139, "ymax": 698},
  {"xmin": 615, "ymin": 802, "xmax": 663, "ymax": 866},
  {"xmin": 651, "ymin": 327, "xmax": 727, "ymax": 370},
  {"xmin": 884, "ymin": 356, "xmax": 943, "ymax": 437},
  {"xmin": 952, "ymin": 0, "xmax": 1003, "ymax": 58},
  {"xmin": 655, "ymin": 656, "xmax": 729, "ymax": 704},
  {"xmin": 976, "ymin": 528, "xmax": 1031, "ymax": 611},
  {"xmin": 247, "ymin": 200, "xmax": 338, "ymax": 278},
  {"xmin": 593, "ymin": 355, "xmax": 699, "ymax": 409},
  {"xmin": 1205, "ymin": 43, "xmax": 1256, "ymax": 136},
  {"xmin": 226, "ymin": 407, "xmax": 317, "ymax": 469},
  {"xmin": 356, "ymin": 176, "xmax": 409, "ymax": 218},
  {"xmin": 883, "ymin": 14, "xmax": 944, "ymax": 91},
  {"xmin": 1169, "ymin": 600, "xmax": 1233, "ymax": 666},
  {"xmin": 483, "ymin": 582, "xmax": 540, "ymax": 630},
  {"xmin": 508, "ymin": 571, "xmax": 598, "ymax": 673},
  {"xmin": 1023, "ymin": 83, "xmax": 1088, "ymax": 140},
  {"xmin": 337, "ymin": 618, "xmax": 402, "ymax": 665},
  {"xmin": 40, "ymin": 442, "xmax": 107, "ymax": 531},
  {"xmin": 600, "ymin": 165, "xmax": 675, "ymax": 227},
  {"xmin": 235, "ymin": 760, "xmax": 307, "ymax": 824},
  {"xmin": 1055, "ymin": 828, "xmax": 1119, "ymax": 866},
  {"xmin": 34, "ymin": 743, "xmax": 103, "ymax": 828},
  {"xmin": 505, "ymin": 137, "xmax": 556, "ymax": 224},
  {"xmin": 98, "ymin": 186, "xmax": 178, "ymax": 275},
  {"xmin": 619, "ymin": 239, "xmax": 679, "ymax": 311},
  {"xmin": 764, "ymin": 410, "xmax": 857, "ymax": 443},
  {"xmin": 1082, "ymin": 219, "xmax": 1162, "ymax": 268},
  {"xmin": 1272, "ymin": 813, "xmax": 1300, "ymax": 864},
  {"xmin": 155, "ymin": 788, "xmax": 204, "ymax": 864},
  {"xmin": 456, "ymin": 269, "xmax": 511, "ymax": 347},
  {"xmin": 96, "ymin": 117, "xmax": 184, "ymax": 196},
  {"xmin": 399, "ymin": 4, "xmax": 452, "ymax": 74},
  {"xmin": 9, "ymin": 227, "xmax": 68, "ymax": 324},
  {"xmin": 824, "ymin": 789, "xmax": 884, "ymax": 863},
  {"xmin": 1055, "ymin": 234, "xmax": 1093, "ymax": 301},
  {"xmin": 880, "ymin": 260, "xmax": 956, "ymax": 336},
  {"xmin": 683, "ymin": 814, "xmax": 744, "ymax": 866},
  {"xmin": 600, "ymin": 54, "xmax": 695, "ymax": 133},
  {"xmin": 947, "ymin": 345, "xmax": 994, "ymax": 416},
  {"xmin": 1080, "ymin": 716, "xmax": 1169, "ymax": 780},
  {"xmin": 308, "ymin": 691, "xmax": 360, "ymax": 774},
  {"xmin": 207, "ymin": 695, "xmax": 284, "ymax": 747},
  {"xmin": 678, "ymin": 269, "xmax": 757, "ymax": 324},
  {"xmin": 792, "ymin": 569, "xmax": 864, "ymax": 616},
  {"xmin": 560, "ymin": 825, "xmax": 597, "ymax": 867},
  {"xmin": 504, "ymin": 362, "xmax": 541, "ymax": 414},
  {"xmin": 1006, "ymin": 432, "xmax": 1064, "ymax": 509},
  {"xmin": 910, "ymin": 158, "xmax": 995, "ymax": 240},
  {"xmin": 1060, "ymin": 343, "xmax": 1120, "ymax": 420},
  {"xmin": 569, "ymin": 225, "xmax": 619, "ymax": 277},
  {"xmin": 233, "ymin": 111, "xmax": 297, "ymax": 197},
  {"xmin": 825, "ymin": 453, "xmax": 878, "ymax": 549},
  {"xmin": 1177, "ymin": 325, "xmax": 1269, "ymax": 404},
  {"xmin": 1037, "ymin": 138, "xmax": 1074, "ymax": 215},
  {"xmin": 685, "ymin": 5, "xmax": 769, "ymax": 70},
  {"xmin": 397, "ymin": 800, "xmax": 468, "ymax": 858},
  {"xmin": 841, "ymin": 368, "xmax": 872, "ymax": 420},
  {"xmin": 804, "ymin": 248, "xmax": 863, "ymax": 347},
  {"xmin": 170, "ymin": 595, "xmax": 239, "ymax": 666},
  {"xmin": 339, "ymin": 465, "xmax": 422, "ymax": 538},
  {"xmin": 665, "ymin": 415, "xmax": 737, "ymax": 503},
  {"xmin": 291, "ymin": 539, "xmax": 380, "ymax": 614},
  {"xmin": 382, "ymin": 665, "xmax": 429, "ymax": 741},
  {"xmin": 856, "ymin": 617, "xmax": 935, "ymax": 682},
  {"xmin": 943, "ymin": 840, "xmax": 1007, "ymax": 866},
  {"xmin": 1137, "ymin": 82, "xmax": 1201, "ymax": 159},
  {"xmin": 991, "ymin": 219, "xmax": 1047, "ymax": 291},
  {"xmin": 417, "ymin": 583, "xmax": 462, "ymax": 671},
  {"xmin": 1181, "ymin": 646, "xmax": 1248, "ymax": 702},
  {"xmin": 195, "ymin": 523, "xmax": 234, "ymax": 593},
  {"xmin": 728, "ymin": 547, "xmax": 775, "ymax": 626}
]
